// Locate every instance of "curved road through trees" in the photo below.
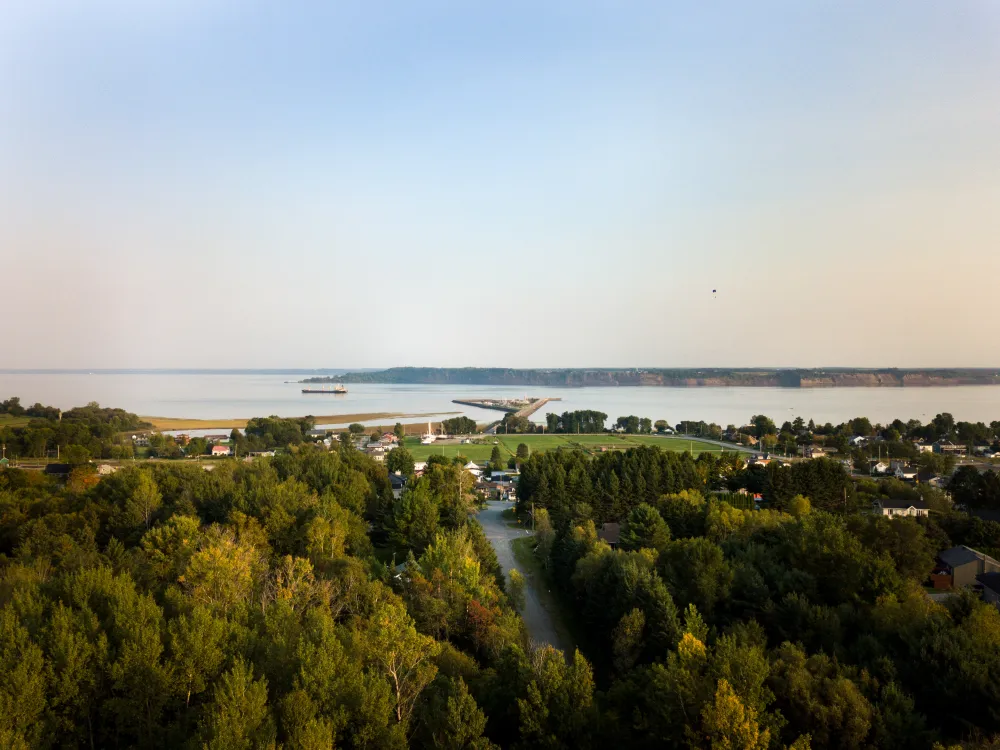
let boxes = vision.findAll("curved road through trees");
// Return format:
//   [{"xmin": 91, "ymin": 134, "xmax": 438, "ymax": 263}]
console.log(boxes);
[{"xmin": 477, "ymin": 501, "xmax": 569, "ymax": 653}]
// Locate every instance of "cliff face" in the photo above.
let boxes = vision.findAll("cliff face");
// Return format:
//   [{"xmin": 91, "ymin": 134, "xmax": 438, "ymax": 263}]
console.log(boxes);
[{"xmin": 303, "ymin": 368, "xmax": 1000, "ymax": 387}]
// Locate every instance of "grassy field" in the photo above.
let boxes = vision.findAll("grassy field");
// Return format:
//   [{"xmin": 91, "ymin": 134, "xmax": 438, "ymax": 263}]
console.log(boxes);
[
  {"xmin": 0, "ymin": 414, "xmax": 31, "ymax": 427},
  {"xmin": 405, "ymin": 433, "xmax": 734, "ymax": 461}
]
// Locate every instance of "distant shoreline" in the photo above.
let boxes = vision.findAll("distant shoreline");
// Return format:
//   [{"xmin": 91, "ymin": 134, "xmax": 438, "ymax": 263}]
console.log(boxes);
[{"xmin": 301, "ymin": 367, "xmax": 1000, "ymax": 389}]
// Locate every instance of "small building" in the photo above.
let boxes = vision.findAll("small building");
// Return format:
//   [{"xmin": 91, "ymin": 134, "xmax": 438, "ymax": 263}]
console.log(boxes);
[
  {"xmin": 800, "ymin": 445, "xmax": 827, "ymax": 459},
  {"xmin": 597, "ymin": 522, "xmax": 621, "ymax": 549},
  {"xmin": 913, "ymin": 439, "xmax": 934, "ymax": 454},
  {"xmin": 874, "ymin": 498, "xmax": 929, "ymax": 517},
  {"xmin": 934, "ymin": 440, "xmax": 965, "ymax": 455},
  {"xmin": 849, "ymin": 436, "xmax": 868, "ymax": 448},
  {"xmin": 131, "ymin": 434, "xmax": 150, "ymax": 447},
  {"xmin": 870, "ymin": 460, "xmax": 889, "ymax": 475},
  {"xmin": 933, "ymin": 546, "xmax": 1000, "ymax": 589},
  {"xmin": 894, "ymin": 466, "xmax": 918, "ymax": 481},
  {"xmin": 43, "ymin": 463, "xmax": 72, "ymax": 477},
  {"xmin": 382, "ymin": 432, "xmax": 399, "ymax": 444},
  {"xmin": 96, "ymin": 464, "xmax": 119, "ymax": 476},
  {"xmin": 0, "ymin": 457, "xmax": 8, "ymax": 469},
  {"xmin": 388, "ymin": 472, "xmax": 407, "ymax": 500},
  {"xmin": 211, "ymin": 445, "xmax": 231, "ymax": 457},
  {"xmin": 464, "ymin": 461, "xmax": 483, "ymax": 478},
  {"xmin": 413, "ymin": 461, "xmax": 427, "ymax": 477}
]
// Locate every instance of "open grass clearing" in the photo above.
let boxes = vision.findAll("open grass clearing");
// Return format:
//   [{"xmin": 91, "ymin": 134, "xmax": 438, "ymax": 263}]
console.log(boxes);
[
  {"xmin": 405, "ymin": 433, "xmax": 728, "ymax": 461},
  {"xmin": 0, "ymin": 414, "xmax": 31, "ymax": 427}
]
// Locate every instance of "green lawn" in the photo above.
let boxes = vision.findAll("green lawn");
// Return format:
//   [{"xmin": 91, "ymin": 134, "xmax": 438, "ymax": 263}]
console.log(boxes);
[
  {"xmin": 0, "ymin": 414, "xmax": 31, "ymax": 427},
  {"xmin": 404, "ymin": 433, "xmax": 732, "ymax": 461}
]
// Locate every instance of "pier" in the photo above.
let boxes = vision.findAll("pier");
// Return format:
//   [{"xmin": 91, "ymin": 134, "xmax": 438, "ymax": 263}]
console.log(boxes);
[{"xmin": 451, "ymin": 396, "xmax": 561, "ymax": 419}]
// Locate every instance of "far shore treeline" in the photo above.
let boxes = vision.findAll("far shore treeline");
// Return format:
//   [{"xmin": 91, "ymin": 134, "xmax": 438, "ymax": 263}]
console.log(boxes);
[{"xmin": 302, "ymin": 366, "xmax": 1000, "ymax": 388}]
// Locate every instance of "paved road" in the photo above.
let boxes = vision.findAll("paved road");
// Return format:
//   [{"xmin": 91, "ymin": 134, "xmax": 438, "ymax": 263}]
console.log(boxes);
[{"xmin": 476, "ymin": 501, "xmax": 568, "ymax": 652}]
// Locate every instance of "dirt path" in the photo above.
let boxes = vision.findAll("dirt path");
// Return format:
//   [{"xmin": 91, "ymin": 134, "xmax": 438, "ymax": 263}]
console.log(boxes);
[{"xmin": 477, "ymin": 501, "xmax": 569, "ymax": 653}]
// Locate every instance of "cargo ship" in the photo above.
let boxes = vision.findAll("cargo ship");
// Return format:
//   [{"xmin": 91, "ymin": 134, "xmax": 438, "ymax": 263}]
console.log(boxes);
[{"xmin": 301, "ymin": 384, "xmax": 347, "ymax": 394}]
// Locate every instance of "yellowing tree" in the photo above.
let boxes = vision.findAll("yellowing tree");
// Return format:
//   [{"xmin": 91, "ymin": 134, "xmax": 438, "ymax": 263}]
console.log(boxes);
[
  {"xmin": 183, "ymin": 531, "xmax": 261, "ymax": 616},
  {"xmin": 700, "ymin": 679, "xmax": 770, "ymax": 750}
]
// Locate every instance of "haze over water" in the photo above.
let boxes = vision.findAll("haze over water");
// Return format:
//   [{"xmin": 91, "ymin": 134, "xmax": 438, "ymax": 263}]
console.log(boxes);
[{"xmin": 3, "ymin": 372, "xmax": 1000, "ymax": 428}]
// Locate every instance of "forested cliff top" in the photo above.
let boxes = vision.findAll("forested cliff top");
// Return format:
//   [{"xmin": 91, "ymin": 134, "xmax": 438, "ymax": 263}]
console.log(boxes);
[{"xmin": 303, "ymin": 367, "xmax": 1000, "ymax": 387}]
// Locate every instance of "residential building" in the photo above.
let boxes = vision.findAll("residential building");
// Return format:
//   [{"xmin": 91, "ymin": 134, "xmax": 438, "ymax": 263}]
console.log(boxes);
[
  {"xmin": 211, "ymin": 445, "xmax": 231, "ymax": 457},
  {"xmin": 931, "ymin": 546, "xmax": 1000, "ymax": 589},
  {"xmin": 800, "ymin": 445, "xmax": 827, "ymax": 459},
  {"xmin": 934, "ymin": 440, "xmax": 965, "ymax": 455},
  {"xmin": 874, "ymin": 498, "xmax": 929, "ymax": 517},
  {"xmin": 463, "ymin": 461, "xmax": 483, "ymax": 478},
  {"xmin": 977, "ymin": 573, "xmax": 1000, "ymax": 609},
  {"xmin": 131, "ymin": 434, "xmax": 150, "ymax": 447},
  {"xmin": 388, "ymin": 473, "xmax": 406, "ymax": 500},
  {"xmin": 913, "ymin": 439, "xmax": 934, "ymax": 454},
  {"xmin": 870, "ymin": 460, "xmax": 889, "ymax": 474},
  {"xmin": 894, "ymin": 466, "xmax": 918, "ymax": 481},
  {"xmin": 413, "ymin": 461, "xmax": 427, "ymax": 477},
  {"xmin": 597, "ymin": 522, "xmax": 621, "ymax": 548},
  {"xmin": 849, "ymin": 436, "xmax": 868, "ymax": 448}
]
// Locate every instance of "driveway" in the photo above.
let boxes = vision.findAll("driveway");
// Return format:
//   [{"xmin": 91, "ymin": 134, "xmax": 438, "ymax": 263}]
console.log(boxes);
[{"xmin": 476, "ymin": 501, "xmax": 568, "ymax": 653}]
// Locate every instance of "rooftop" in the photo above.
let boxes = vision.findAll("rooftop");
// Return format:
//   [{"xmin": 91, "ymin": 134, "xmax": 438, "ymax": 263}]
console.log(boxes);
[{"xmin": 939, "ymin": 546, "xmax": 981, "ymax": 568}]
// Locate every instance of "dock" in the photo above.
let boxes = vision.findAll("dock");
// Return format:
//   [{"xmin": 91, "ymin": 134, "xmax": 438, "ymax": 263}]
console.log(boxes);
[{"xmin": 451, "ymin": 397, "xmax": 561, "ymax": 418}]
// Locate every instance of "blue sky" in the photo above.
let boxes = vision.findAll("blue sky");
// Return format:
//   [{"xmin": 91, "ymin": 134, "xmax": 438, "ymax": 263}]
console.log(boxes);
[{"xmin": 3, "ymin": 1, "xmax": 999, "ymax": 368}]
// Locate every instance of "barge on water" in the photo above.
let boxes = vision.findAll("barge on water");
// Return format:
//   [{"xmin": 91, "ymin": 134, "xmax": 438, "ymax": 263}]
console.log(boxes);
[{"xmin": 302, "ymin": 384, "xmax": 348, "ymax": 394}]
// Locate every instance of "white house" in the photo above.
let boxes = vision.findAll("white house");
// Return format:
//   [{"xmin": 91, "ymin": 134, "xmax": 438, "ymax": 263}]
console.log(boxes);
[
  {"xmin": 849, "ymin": 436, "xmax": 868, "ymax": 448},
  {"xmin": 464, "ymin": 461, "xmax": 483, "ymax": 478},
  {"xmin": 894, "ymin": 466, "xmax": 918, "ymax": 481},
  {"xmin": 871, "ymin": 461, "xmax": 889, "ymax": 474},
  {"xmin": 874, "ymin": 499, "xmax": 929, "ymax": 517},
  {"xmin": 211, "ymin": 445, "xmax": 231, "ymax": 457}
]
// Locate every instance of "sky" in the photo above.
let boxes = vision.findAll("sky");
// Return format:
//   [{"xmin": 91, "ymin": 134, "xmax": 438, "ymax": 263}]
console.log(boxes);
[{"xmin": 3, "ymin": 1, "xmax": 1000, "ymax": 369}]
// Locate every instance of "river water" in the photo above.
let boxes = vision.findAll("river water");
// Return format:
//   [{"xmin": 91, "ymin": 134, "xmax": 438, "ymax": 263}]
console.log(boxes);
[{"xmin": 2, "ymin": 372, "xmax": 1000, "ymax": 428}]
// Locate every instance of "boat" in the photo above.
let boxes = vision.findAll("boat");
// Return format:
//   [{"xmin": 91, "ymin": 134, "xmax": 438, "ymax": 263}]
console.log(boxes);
[{"xmin": 302, "ymin": 384, "xmax": 347, "ymax": 394}]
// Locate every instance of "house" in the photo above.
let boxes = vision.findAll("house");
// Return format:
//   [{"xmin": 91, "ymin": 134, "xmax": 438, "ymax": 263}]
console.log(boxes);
[
  {"xmin": 131, "ymin": 434, "xmax": 150, "ymax": 447},
  {"xmin": 849, "ymin": 436, "xmax": 868, "ymax": 448},
  {"xmin": 211, "ymin": 445, "xmax": 231, "ymax": 457},
  {"xmin": 894, "ymin": 466, "xmax": 918, "ymax": 482},
  {"xmin": 934, "ymin": 440, "xmax": 965, "ymax": 455},
  {"xmin": 0, "ymin": 457, "xmax": 8, "ymax": 469},
  {"xmin": 96, "ymin": 464, "xmax": 119, "ymax": 476},
  {"xmin": 382, "ymin": 433, "xmax": 399, "ymax": 444},
  {"xmin": 174, "ymin": 434, "xmax": 190, "ymax": 446},
  {"xmin": 913, "ymin": 439, "xmax": 934, "ymax": 454},
  {"xmin": 366, "ymin": 442, "xmax": 388, "ymax": 462},
  {"xmin": 388, "ymin": 473, "xmax": 407, "ymax": 500},
  {"xmin": 597, "ymin": 522, "xmax": 621, "ymax": 548},
  {"xmin": 932, "ymin": 546, "xmax": 1000, "ymax": 589},
  {"xmin": 746, "ymin": 454, "xmax": 772, "ymax": 468},
  {"xmin": 413, "ymin": 461, "xmax": 427, "ymax": 477},
  {"xmin": 870, "ymin": 460, "xmax": 889, "ymax": 474},
  {"xmin": 204, "ymin": 434, "xmax": 230, "ymax": 442},
  {"xmin": 874, "ymin": 498, "xmax": 929, "ymax": 518},
  {"xmin": 463, "ymin": 461, "xmax": 483, "ymax": 478},
  {"xmin": 977, "ymin": 573, "xmax": 1000, "ymax": 609},
  {"xmin": 800, "ymin": 445, "xmax": 827, "ymax": 459}
]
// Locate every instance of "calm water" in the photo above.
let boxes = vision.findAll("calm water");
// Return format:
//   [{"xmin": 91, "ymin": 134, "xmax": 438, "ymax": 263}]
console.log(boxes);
[{"xmin": 2, "ymin": 372, "xmax": 1000, "ymax": 428}]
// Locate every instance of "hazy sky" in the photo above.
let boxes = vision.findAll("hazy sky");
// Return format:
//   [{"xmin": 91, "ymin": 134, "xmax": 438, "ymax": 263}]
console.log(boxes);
[{"xmin": 3, "ymin": 1, "xmax": 999, "ymax": 369}]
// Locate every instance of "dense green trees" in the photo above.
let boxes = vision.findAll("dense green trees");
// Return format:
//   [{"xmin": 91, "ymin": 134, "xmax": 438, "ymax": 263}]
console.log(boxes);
[
  {"xmin": 6, "ymin": 398, "xmax": 1000, "ymax": 748},
  {"xmin": 544, "ymin": 411, "xmax": 607, "ymax": 434},
  {"xmin": 442, "ymin": 417, "xmax": 478, "ymax": 435}
]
